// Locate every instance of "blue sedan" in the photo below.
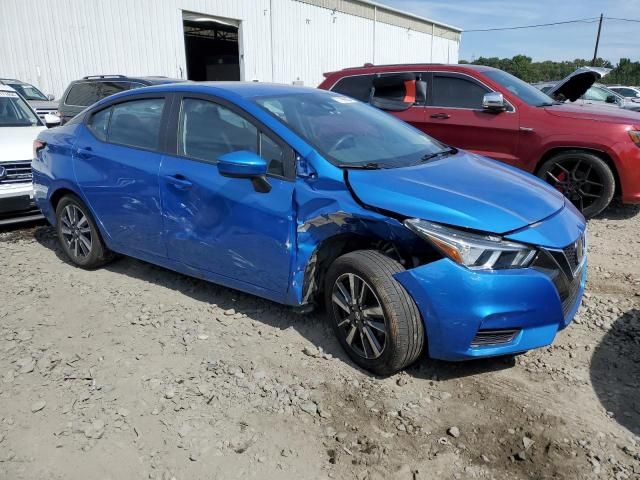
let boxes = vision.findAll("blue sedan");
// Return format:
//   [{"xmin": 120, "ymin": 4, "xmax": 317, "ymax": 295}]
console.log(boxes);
[{"xmin": 32, "ymin": 82, "xmax": 586, "ymax": 375}]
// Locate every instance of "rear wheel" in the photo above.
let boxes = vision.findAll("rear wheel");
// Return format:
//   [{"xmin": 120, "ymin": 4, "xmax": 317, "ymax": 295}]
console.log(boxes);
[
  {"xmin": 537, "ymin": 151, "xmax": 615, "ymax": 218},
  {"xmin": 325, "ymin": 250, "xmax": 424, "ymax": 376},
  {"xmin": 55, "ymin": 194, "xmax": 113, "ymax": 269}
]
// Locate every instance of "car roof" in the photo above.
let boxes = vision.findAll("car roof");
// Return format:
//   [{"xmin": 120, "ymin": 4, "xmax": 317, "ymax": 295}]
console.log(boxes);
[
  {"xmin": 325, "ymin": 63, "xmax": 498, "ymax": 77},
  {"xmin": 72, "ymin": 75, "xmax": 184, "ymax": 85},
  {"xmin": 112, "ymin": 81, "xmax": 322, "ymax": 99},
  {"xmin": 0, "ymin": 78, "xmax": 27, "ymax": 85}
]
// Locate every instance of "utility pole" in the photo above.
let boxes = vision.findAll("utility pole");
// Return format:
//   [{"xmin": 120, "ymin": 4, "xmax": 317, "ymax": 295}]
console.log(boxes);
[{"xmin": 591, "ymin": 13, "xmax": 603, "ymax": 66}]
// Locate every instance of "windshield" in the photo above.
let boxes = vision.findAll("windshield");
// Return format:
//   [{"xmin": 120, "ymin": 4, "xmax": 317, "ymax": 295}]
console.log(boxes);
[
  {"xmin": 7, "ymin": 82, "xmax": 48, "ymax": 101},
  {"xmin": 0, "ymin": 91, "xmax": 41, "ymax": 126},
  {"xmin": 484, "ymin": 69, "xmax": 556, "ymax": 107},
  {"xmin": 254, "ymin": 92, "xmax": 445, "ymax": 168}
]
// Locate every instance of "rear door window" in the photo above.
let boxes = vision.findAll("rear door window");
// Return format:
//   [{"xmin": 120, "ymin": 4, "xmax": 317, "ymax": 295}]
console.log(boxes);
[
  {"xmin": 431, "ymin": 74, "xmax": 489, "ymax": 109},
  {"xmin": 330, "ymin": 75, "xmax": 374, "ymax": 102},
  {"xmin": 108, "ymin": 98, "xmax": 165, "ymax": 150},
  {"xmin": 65, "ymin": 82, "xmax": 101, "ymax": 107}
]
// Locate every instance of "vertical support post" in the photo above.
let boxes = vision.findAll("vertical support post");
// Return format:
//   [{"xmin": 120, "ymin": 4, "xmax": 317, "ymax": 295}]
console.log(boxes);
[
  {"xmin": 591, "ymin": 14, "xmax": 603, "ymax": 66},
  {"xmin": 372, "ymin": 6, "xmax": 377, "ymax": 65}
]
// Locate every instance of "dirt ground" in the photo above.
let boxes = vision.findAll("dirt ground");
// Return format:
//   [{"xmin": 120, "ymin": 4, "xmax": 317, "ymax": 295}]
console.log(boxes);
[{"xmin": 1, "ymin": 204, "xmax": 639, "ymax": 480}]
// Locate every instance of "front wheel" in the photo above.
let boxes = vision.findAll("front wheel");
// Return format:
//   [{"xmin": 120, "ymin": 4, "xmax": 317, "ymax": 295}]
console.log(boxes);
[
  {"xmin": 537, "ymin": 151, "xmax": 615, "ymax": 218},
  {"xmin": 325, "ymin": 250, "xmax": 424, "ymax": 376}
]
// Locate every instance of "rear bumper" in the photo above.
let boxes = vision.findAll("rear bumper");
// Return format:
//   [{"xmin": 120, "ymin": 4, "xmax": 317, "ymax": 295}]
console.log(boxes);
[{"xmin": 395, "ymin": 258, "xmax": 585, "ymax": 361}]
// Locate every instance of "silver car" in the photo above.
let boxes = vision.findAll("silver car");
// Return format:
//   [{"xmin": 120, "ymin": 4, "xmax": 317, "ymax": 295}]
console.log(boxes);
[{"xmin": 0, "ymin": 78, "xmax": 59, "ymax": 122}]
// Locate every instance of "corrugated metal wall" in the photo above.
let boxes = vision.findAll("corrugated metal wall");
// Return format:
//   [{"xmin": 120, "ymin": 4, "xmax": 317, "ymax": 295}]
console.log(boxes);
[{"xmin": 0, "ymin": 0, "xmax": 459, "ymax": 98}]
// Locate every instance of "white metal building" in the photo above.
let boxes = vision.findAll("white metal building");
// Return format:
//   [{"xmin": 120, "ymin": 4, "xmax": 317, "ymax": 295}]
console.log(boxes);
[{"xmin": 0, "ymin": 0, "xmax": 461, "ymax": 98}]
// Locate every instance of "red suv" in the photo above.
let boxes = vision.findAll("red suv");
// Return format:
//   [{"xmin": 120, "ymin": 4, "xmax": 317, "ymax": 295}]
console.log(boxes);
[{"xmin": 319, "ymin": 64, "xmax": 640, "ymax": 217}]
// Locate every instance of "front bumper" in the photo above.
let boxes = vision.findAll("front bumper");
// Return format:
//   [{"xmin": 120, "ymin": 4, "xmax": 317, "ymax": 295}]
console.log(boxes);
[
  {"xmin": 0, "ymin": 183, "xmax": 43, "ymax": 225},
  {"xmin": 395, "ymin": 255, "xmax": 586, "ymax": 362}
]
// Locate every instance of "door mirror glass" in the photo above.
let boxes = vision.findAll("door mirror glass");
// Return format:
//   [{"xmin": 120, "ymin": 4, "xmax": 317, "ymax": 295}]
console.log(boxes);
[
  {"xmin": 482, "ymin": 92, "xmax": 507, "ymax": 112},
  {"xmin": 218, "ymin": 151, "xmax": 271, "ymax": 193},
  {"xmin": 370, "ymin": 73, "xmax": 419, "ymax": 112},
  {"xmin": 44, "ymin": 113, "xmax": 61, "ymax": 127}
]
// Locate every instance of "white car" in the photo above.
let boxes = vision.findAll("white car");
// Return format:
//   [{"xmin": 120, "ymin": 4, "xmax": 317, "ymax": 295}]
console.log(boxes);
[{"xmin": 0, "ymin": 85, "xmax": 59, "ymax": 225}]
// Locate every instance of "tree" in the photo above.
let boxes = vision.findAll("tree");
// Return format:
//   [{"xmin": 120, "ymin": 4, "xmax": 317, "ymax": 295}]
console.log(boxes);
[{"xmin": 461, "ymin": 55, "xmax": 640, "ymax": 85}]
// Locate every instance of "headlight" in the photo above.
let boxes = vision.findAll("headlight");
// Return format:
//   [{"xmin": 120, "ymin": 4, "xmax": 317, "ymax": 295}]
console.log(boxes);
[
  {"xmin": 404, "ymin": 219, "xmax": 537, "ymax": 270},
  {"xmin": 628, "ymin": 130, "xmax": 640, "ymax": 147}
]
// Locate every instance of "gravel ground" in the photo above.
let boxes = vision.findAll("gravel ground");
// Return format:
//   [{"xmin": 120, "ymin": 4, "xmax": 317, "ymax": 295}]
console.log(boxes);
[{"xmin": 0, "ymin": 204, "xmax": 639, "ymax": 480}]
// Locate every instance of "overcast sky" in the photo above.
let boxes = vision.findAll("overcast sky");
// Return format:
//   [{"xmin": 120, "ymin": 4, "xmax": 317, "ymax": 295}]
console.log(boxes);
[{"xmin": 377, "ymin": 0, "xmax": 640, "ymax": 63}]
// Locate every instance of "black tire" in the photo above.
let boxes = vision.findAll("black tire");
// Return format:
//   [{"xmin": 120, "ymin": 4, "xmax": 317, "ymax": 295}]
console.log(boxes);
[
  {"xmin": 324, "ymin": 250, "xmax": 424, "ymax": 376},
  {"xmin": 537, "ymin": 151, "xmax": 615, "ymax": 218},
  {"xmin": 55, "ymin": 194, "xmax": 113, "ymax": 269}
]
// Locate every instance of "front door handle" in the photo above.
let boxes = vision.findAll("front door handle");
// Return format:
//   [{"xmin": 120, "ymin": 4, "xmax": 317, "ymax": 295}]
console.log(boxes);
[
  {"xmin": 430, "ymin": 113, "xmax": 450, "ymax": 119},
  {"xmin": 164, "ymin": 174, "xmax": 193, "ymax": 190}
]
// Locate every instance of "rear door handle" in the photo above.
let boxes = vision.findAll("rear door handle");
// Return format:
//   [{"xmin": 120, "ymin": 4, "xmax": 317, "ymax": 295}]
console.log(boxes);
[
  {"xmin": 76, "ymin": 146, "xmax": 93, "ymax": 158},
  {"xmin": 164, "ymin": 174, "xmax": 193, "ymax": 190},
  {"xmin": 430, "ymin": 113, "xmax": 450, "ymax": 119}
]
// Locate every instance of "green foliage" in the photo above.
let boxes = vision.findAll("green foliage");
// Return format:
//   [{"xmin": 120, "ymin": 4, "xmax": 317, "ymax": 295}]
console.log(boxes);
[{"xmin": 462, "ymin": 55, "xmax": 639, "ymax": 85}]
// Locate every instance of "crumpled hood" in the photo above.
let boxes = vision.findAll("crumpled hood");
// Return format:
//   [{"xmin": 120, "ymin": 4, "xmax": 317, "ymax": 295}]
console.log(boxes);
[
  {"xmin": 0, "ymin": 126, "xmax": 46, "ymax": 161},
  {"xmin": 347, "ymin": 152, "xmax": 565, "ymax": 234},
  {"xmin": 543, "ymin": 103, "xmax": 640, "ymax": 124}
]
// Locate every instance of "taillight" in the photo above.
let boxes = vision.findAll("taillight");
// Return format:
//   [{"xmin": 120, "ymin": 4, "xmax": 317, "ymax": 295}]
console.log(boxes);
[{"xmin": 33, "ymin": 140, "xmax": 46, "ymax": 159}]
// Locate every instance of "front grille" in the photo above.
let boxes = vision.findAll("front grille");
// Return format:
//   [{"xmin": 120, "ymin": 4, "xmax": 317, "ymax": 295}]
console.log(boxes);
[
  {"xmin": 0, "ymin": 161, "xmax": 33, "ymax": 184},
  {"xmin": 471, "ymin": 329, "xmax": 520, "ymax": 347},
  {"xmin": 35, "ymin": 108, "xmax": 57, "ymax": 121},
  {"xmin": 532, "ymin": 233, "xmax": 586, "ymax": 318},
  {"xmin": 562, "ymin": 268, "xmax": 583, "ymax": 316}
]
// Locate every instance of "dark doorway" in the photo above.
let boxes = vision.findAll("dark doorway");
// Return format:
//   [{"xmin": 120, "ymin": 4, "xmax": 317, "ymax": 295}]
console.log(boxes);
[{"xmin": 182, "ymin": 12, "xmax": 240, "ymax": 81}]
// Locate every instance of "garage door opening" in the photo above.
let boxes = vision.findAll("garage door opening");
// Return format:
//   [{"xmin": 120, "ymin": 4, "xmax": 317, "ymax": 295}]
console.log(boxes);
[{"xmin": 182, "ymin": 12, "xmax": 241, "ymax": 81}]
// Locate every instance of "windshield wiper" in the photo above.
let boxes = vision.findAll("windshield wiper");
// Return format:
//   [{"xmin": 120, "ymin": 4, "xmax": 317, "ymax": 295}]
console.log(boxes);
[
  {"xmin": 337, "ymin": 162, "xmax": 384, "ymax": 170},
  {"xmin": 420, "ymin": 147, "xmax": 457, "ymax": 162}
]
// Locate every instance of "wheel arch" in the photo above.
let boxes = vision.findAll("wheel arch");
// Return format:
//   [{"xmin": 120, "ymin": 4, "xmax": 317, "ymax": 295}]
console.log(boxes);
[
  {"xmin": 299, "ymin": 228, "xmax": 441, "ymax": 309},
  {"xmin": 536, "ymin": 146, "xmax": 621, "ymax": 196}
]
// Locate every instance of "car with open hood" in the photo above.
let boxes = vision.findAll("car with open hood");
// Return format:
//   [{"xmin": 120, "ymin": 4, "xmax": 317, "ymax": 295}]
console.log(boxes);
[
  {"xmin": 534, "ymin": 67, "xmax": 640, "ymax": 113},
  {"xmin": 320, "ymin": 64, "xmax": 640, "ymax": 218},
  {"xmin": 32, "ymin": 82, "xmax": 586, "ymax": 375}
]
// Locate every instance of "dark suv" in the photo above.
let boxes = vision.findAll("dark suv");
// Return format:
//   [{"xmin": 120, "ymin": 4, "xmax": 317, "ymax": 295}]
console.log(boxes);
[{"xmin": 57, "ymin": 75, "xmax": 184, "ymax": 124}]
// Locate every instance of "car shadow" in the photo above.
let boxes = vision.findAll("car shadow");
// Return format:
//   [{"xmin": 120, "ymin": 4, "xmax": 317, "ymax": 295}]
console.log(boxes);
[
  {"xmin": 34, "ymin": 224, "xmax": 518, "ymax": 380},
  {"xmin": 590, "ymin": 309, "xmax": 640, "ymax": 436},
  {"xmin": 594, "ymin": 202, "xmax": 640, "ymax": 221}
]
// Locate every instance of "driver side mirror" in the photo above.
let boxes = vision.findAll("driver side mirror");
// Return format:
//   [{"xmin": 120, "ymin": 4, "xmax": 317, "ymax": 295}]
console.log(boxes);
[
  {"xmin": 43, "ymin": 113, "xmax": 61, "ymax": 128},
  {"xmin": 482, "ymin": 92, "xmax": 507, "ymax": 112},
  {"xmin": 47, "ymin": 94, "xmax": 55, "ymax": 101},
  {"xmin": 217, "ymin": 150, "xmax": 271, "ymax": 193}
]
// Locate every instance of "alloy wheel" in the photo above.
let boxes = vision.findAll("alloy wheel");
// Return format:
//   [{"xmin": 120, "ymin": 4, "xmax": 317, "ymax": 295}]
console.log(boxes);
[
  {"xmin": 545, "ymin": 158, "xmax": 604, "ymax": 212},
  {"xmin": 60, "ymin": 204, "xmax": 92, "ymax": 259},
  {"xmin": 331, "ymin": 273, "xmax": 387, "ymax": 359}
]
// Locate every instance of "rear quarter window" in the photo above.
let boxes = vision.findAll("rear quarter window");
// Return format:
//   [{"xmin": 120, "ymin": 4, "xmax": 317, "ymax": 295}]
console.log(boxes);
[{"xmin": 65, "ymin": 82, "xmax": 101, "ymax": 107}]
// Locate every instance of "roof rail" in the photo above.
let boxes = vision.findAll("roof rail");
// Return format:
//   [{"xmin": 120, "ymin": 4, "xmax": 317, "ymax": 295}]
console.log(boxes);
[
  {"xmin": 82, "ymin": 74, "xmax": 127, "ymax": 80},
  {"xmin": 342, "ymin": 63, "xmax": 445, "ymax": 70}
]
